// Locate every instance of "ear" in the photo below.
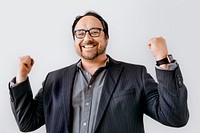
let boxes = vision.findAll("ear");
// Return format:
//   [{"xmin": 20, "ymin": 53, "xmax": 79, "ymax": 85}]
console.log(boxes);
[{"xmin": 105, "ymin": 37, "xmax": 109, "ymax": 45}]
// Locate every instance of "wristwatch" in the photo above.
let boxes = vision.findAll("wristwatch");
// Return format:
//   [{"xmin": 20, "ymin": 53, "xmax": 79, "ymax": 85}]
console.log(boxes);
[{"xmin": 156, "ymin": 54, "xmax": 175, "ymax": 66}]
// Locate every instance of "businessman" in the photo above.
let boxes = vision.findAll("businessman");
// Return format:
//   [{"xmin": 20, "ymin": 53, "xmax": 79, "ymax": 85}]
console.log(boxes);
[{"xmin": 9, "ymin": 11, "xmax": 189, "ymax": 133}]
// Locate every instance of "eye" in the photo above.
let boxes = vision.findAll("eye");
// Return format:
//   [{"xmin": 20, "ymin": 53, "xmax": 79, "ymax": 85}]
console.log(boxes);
[
  {"xmin": 76, "ymin": 30, "xmax": 85, "ymax": 37},
  {"xmin": 90, "ymin": 29, "xmax": 100, "ymax": 36}
]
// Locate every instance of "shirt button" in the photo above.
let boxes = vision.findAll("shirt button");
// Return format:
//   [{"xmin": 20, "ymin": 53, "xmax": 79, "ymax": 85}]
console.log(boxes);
[
  {"xmin": 83, "ymin": 122, "xmax": 87, "ymax": 126},
  {"xmin": 88, "ymin": 85, "xmax": 92, "ymax": 88},
  {"xmin": 86, "ymin": 102, "xmax": 90, "ymax": 106}
]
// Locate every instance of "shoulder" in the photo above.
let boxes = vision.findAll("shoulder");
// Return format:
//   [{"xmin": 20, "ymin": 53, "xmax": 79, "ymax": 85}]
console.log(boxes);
[
  {"xmin": 109, "ymin": 56, "xmax": 146, "ymax": 70},
  {"xmin": 45, "ymin": 62, "xmax": 78, "ymax": 80}
]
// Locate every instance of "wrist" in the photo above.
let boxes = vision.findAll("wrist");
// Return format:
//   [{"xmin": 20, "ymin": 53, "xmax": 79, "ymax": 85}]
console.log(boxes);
[
  {"xmin": 16, "ymin": 76, "xmax": 27, "ymax": 84},
  {"xmin": 156, "ymin": 54, "xmax": 175, "ymax": 66}
]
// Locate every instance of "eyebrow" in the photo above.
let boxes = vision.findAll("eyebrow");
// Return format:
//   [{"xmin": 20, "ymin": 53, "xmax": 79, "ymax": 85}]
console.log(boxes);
[{"xmin": 74, "ymin": 27, "xmax": 103, "ymax": 31}]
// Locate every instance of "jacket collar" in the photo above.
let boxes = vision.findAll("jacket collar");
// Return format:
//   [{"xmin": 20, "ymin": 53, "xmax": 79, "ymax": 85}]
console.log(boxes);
[{"xmin": 94, "ymin": 55, "xmax": 123, "ymax": 131}]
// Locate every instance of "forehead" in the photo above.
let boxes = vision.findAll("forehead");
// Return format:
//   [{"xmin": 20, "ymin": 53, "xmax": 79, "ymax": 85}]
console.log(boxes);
[{"xmin": 75, "ymin": 16, "xmax": 103, "ymax": 30}]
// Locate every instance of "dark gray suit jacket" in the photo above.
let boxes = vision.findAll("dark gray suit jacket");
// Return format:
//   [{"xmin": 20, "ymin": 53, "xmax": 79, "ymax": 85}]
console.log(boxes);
[{"xmin": 9, "ymin": 56, "xmax": 189, "ymax": 133}]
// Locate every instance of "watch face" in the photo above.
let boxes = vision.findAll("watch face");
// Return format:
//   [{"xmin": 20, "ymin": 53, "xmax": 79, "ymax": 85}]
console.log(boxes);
[{"xmin": 167, "ymin": 55, "xmax": 174, "ymax": 62}]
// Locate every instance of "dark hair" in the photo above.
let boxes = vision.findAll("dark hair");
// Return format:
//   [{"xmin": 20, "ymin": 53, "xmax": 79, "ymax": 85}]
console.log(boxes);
[{"xmin": 72, "ymin": 11, "xmax": 109, "ymax": 40}]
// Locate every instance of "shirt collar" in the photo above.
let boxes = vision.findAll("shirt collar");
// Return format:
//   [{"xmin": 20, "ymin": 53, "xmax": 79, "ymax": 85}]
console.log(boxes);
[{"xmin": 77, "ymin": 57, "xmax": 110, "ymax": 70}]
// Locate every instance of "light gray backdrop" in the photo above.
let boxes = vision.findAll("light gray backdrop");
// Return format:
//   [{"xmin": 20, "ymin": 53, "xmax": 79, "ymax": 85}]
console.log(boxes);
[{"xmin": 0, "ymin": 0, "xmax": 199, "ymax": 133}]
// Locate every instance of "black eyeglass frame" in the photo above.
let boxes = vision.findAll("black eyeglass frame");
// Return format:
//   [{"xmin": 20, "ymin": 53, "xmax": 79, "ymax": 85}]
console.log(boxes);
[{"xmin": 73, "ymin": 28, "xmax": 105, "ymax": 39}]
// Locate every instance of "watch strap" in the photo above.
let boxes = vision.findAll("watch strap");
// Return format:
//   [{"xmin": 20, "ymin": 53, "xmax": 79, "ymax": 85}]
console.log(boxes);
[{"xmin": 156, "ymin": 54, "xmax": 175, "ymax": 66}]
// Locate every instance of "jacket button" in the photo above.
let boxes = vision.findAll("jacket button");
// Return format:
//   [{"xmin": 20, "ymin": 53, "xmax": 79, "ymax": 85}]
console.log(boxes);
[{"xmin": 176, "ymin": 74, "xmax": 183, "ymax": 87}]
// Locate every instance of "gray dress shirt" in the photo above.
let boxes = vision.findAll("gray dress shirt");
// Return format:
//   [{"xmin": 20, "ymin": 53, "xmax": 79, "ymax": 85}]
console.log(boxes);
[{"xmin": 72, "ymin": 60, "xmax": 109, "ymax": 133}]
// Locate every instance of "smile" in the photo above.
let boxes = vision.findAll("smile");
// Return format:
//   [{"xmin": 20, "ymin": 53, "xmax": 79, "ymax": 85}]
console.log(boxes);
[{"xmin": 82, "ymin": 44, "xmax": 97, "ymax": 49}]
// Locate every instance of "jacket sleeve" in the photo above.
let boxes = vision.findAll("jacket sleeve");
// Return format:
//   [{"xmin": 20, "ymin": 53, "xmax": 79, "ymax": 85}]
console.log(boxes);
[
  {"xmin": 9, "ymin": 77, "xmax": 45, "ymax": 132},
  {"xmin": 143, "ymin": 64, "xmax": 189, "ymax": 127}
]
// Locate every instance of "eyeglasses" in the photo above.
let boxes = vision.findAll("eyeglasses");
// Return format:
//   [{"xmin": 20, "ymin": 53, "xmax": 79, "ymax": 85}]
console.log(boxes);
[{"xmin": 74, "ymin": 28, "xmax": 104, "ymax": 39}]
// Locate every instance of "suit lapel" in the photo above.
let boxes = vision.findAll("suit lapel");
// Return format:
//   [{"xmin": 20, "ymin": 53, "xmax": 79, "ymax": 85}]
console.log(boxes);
[
  {"xmin": 94, "ymin": 58, "xmax": 123, "ymax": 131},
  {"xmin": 61, "ymin": 64, "xmax": 78, "ymax": 132}
]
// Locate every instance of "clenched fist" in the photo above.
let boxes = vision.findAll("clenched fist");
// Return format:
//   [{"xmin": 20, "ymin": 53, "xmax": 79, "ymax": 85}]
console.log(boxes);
[
  {"xmin": 16, "ymin": 55, "xmax": 34, "ymax": 83},
  {"xmin": 147, "ymin": 37, "xmax": 169, "ymax": 61}
]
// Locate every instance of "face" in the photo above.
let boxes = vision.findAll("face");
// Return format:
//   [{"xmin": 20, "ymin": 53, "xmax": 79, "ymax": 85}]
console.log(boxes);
[{"xmin": 74, "ymin": 16, "xmax": 108, "ymax": 60}]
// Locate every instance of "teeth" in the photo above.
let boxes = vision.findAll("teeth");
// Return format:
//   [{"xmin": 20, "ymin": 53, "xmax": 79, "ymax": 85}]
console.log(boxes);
[{"xmin": 84, "ymin": 45, "xmax": 95, "ymax": 48}]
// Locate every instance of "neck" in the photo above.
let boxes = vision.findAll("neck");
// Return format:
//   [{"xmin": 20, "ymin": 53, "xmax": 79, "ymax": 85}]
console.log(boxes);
[{"xmin": 81, "ymin": 54, "xmax": 108, "ymax": 75}]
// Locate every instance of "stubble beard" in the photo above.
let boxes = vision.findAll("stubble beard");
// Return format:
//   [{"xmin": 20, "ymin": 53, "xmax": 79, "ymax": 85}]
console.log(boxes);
[{"xmin": 81, "ymin": 44, "xmax": 107, "ymax": 60}]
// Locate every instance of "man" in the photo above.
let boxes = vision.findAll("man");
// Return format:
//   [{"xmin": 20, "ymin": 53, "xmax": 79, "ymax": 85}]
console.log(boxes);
[{"xmin": 9, "ymin": 11, "xmax": 189, "ymax": 133}]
